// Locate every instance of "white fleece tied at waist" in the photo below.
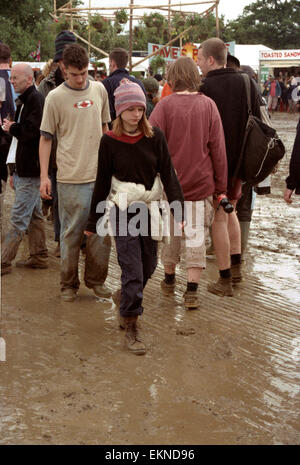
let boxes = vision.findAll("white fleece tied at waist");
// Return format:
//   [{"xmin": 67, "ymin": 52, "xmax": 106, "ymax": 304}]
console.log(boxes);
[{"xmin": 100, "ymin": 174, "xmax": 170, "ymax": 242}]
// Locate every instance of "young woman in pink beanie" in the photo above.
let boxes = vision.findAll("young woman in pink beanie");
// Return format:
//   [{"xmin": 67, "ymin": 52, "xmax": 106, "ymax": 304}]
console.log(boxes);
[{"xmin": 85, "ymin": 79, "xmax": 184, "ymax": 355}]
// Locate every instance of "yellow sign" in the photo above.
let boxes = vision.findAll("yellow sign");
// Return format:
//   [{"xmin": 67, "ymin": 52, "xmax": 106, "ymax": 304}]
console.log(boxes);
[{"xmin": 181, "ymin": 43, "xmax": 198, "ymax": 62}]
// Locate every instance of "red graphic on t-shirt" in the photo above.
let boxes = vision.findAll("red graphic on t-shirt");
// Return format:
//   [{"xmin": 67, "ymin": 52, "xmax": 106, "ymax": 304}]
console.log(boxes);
[{"xmin": 74, "ymin": 100, "xmax": 94, "ymax": 109}]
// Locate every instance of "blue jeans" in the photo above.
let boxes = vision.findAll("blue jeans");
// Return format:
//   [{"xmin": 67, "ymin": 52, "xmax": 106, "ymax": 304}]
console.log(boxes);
[
  {"xmin": 1, "ymin": 174, "xmax": 47, "ymax": 266},
  {"xmin": 57, "ymin": 182, "xmax": 111, "ymax": 291}
]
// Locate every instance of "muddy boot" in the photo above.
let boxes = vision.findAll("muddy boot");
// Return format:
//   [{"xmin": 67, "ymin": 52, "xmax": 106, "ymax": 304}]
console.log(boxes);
[
  {"xmin": 183, "ymin": 290, "xmax": 199, "ymax": 310},
  {"xmin": 231, "ymin": 263, "xmax": 243, "ymax": 284},
  {"xmin": 124, "ymin": 316, "xmax": 146, "ymax": 355},
  {"xmin": 16, "ymin": 255, "xmax": 48, "ymax": 269},
  {"xmin": 160, "ymin": 278, "xmax": 176, "ymax": 295},
  {"xmin": 207, "ymin": 277, "xmax": 233, "ymax": 297}
]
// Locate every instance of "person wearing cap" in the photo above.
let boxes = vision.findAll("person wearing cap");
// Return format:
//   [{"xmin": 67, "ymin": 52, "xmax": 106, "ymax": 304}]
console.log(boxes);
[
  {"xmin": 102, "ymin": 48, "xmax": 146, "ymax": 123},
  {"xmin": 85, "ymin": 78, "xmax": 184, "ymax": 355},
  {"xmin": 39, "ymin": 44, "xmax": 112, "ymax": 302}
]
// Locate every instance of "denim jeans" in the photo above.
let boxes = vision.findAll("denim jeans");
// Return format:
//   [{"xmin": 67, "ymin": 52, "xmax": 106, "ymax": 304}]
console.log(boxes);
[
  {"xmin": 1, "ymin": 174, "xmax": 47, "ymax": 266},
  {"xmin": 57, "ymin": 182, "xmax": 111, "ymax": 291}
]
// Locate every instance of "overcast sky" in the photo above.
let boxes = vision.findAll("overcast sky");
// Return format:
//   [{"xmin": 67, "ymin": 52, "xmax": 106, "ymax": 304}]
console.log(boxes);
[{"xmin": 80, "ymin": 0, "xmax": 257, "ymax": 22}]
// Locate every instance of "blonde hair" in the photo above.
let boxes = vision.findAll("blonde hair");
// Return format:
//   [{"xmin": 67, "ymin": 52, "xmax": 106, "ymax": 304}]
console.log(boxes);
[
  {"xmin": 42, "ymin": 59, "xmax": 55, "ymax": 78},
  {"xmin": 167, "ymin": 56, "xmax": 201, "ymax": 92},
  {"xmin": 112, "ymin": 112, "xmax": 154, "ymax": 138}
]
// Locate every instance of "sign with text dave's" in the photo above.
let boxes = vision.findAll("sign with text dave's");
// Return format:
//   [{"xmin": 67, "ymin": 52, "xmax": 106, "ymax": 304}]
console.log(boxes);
[{"xmin": 148, "ymin": 43, "xmax": 198, "ymax": 63}]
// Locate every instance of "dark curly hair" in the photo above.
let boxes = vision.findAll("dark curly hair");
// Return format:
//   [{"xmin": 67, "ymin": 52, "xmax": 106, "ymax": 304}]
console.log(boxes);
[{"xmin": 62, "ymin": 44, "xmax": 89, "ymax": 70}]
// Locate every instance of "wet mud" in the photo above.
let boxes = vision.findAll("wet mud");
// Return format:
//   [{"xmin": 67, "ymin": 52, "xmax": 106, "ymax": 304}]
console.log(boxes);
[{"xmin": 0, "ymin": 113, "xmax": 299, "ymax": 445}]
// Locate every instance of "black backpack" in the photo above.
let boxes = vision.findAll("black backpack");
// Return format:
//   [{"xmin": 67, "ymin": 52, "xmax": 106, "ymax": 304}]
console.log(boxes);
[{"xmin": 236, "ymin": 74, "xmax": 285, "ymax": 186}]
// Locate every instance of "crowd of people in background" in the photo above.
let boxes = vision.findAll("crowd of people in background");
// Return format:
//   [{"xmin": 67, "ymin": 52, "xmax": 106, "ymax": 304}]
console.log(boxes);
[{"xmin": 0, "ymin": 33, "xmax": 299, "ymax": 357}]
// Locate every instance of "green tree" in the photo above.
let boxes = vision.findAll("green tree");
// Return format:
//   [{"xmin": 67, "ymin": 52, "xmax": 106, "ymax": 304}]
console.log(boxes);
[
  {"xmin": 0, "ymin": 0, "xmax": 83, "ymax": 61},
  {"xmin": 223, "ymin": 0, "xmax": 300, "ymax": 49}
]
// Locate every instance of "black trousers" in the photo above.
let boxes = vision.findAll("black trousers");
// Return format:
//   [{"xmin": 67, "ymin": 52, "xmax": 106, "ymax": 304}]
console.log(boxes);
[{"xmin": 113, "ymin": 205, "xmax": 158, "ymax": 318}]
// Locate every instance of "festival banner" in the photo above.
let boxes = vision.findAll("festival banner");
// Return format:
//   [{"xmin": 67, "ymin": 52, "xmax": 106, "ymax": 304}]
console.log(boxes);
[{"xmin": 148, "ymin": 42, "xmax": 198, "ymax": 63}]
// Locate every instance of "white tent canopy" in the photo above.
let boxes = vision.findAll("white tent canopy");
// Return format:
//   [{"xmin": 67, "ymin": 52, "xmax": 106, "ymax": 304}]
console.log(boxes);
[{"xmin": 234, "ymin": 44, "xmax": 273, "ymax": 72}]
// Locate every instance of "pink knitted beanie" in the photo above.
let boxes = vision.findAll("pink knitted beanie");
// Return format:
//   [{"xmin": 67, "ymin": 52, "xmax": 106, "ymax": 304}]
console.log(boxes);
[{"xmin": 114, "ymin": 78, "xmax": 146, "ymax": 117}]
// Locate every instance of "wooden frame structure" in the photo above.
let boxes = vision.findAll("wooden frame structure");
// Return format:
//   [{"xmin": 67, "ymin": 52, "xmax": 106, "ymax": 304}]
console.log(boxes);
[{"xmin": 52, "ymin": 1, "xmax": 220, "ymax": 70}]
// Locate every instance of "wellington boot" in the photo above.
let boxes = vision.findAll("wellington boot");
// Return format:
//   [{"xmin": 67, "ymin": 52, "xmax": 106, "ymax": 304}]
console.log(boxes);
[
  {"xmin": 240, "ymin": 221, "xmax": 251, "ymax": 257},
  {"xmin": 231, "ymin": 263, "xmax": 243, "ymax": 284},
  {"xmin": 124, "ymin": 316, "xmax": 146, "ymax": 355},
  {"xmin": 207, "ymin": 277, "xmax": 233, "ymax": 297}
]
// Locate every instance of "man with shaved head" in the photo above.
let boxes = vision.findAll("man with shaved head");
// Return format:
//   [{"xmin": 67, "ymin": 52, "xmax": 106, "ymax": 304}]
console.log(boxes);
[{"xmin": 1, "ymin": 62, "xmax": 47, "ymax": 275}]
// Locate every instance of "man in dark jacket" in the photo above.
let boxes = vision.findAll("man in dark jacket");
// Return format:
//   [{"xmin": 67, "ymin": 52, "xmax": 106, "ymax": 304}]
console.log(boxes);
[
  {"xmin": 102, "ymin": 48, "xmax": 146, "ymax": 123},
  {"xmin": 198, "ymin": 38, "xmax": 261, "ymax": 296},
  {"xmin": 1, "ymin": 63, "xmax": 47, "ymax": 275}
]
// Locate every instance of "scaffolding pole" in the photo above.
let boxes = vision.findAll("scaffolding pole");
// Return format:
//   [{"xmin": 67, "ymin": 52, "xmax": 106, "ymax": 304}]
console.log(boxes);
[
  {"xmin": 129, "ymin": 0, "xmax": 134, "ymax": 72},
  {"xmin": 58, "ymin": 2, "xmax": 217, "ymax": 13},
  {"xmin": 215, "ymin": 0, "xmax": 220, "ymax": 38},
  {"xmin": 54, "ymin": 1, "xmax": 219, "ymax": 65}
]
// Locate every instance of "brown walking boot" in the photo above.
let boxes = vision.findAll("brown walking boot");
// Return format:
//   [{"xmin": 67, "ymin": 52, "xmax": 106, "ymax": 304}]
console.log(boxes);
[
  {"xmin": 160, "ymin": 278, "xmax": 176, "ymax": 295},
  {"xmin": 124, "ymin": 316, "xmax": 146, "ymax": 355},
  {"xmin": 207, "ymin": 277, "xmax": 233, "ymax": 297},
  {"xmin": 183, "ymin": 290, "xmax": 199, "ymax": 309},
  {"xmin": 231, "ymin": 263, "xmax": 243, "ymax": 284}
]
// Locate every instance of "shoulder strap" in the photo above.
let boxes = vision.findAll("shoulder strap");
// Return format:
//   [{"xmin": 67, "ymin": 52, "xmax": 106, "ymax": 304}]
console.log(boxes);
[{"xmin": 242, "ymin": 73, "xmax": 252, "ymax": 115}]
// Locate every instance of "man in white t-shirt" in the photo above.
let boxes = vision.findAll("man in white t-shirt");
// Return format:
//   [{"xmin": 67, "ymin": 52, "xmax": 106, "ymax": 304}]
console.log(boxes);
[{"xmin": 40, "ymin": 44, "xmax": 112, "ymax": 302}]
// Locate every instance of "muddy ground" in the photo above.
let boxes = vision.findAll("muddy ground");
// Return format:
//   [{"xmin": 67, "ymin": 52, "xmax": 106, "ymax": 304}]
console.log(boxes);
[{"xmin": 0, "ymin": 113, "xmax": 299, "ymax": 445}]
